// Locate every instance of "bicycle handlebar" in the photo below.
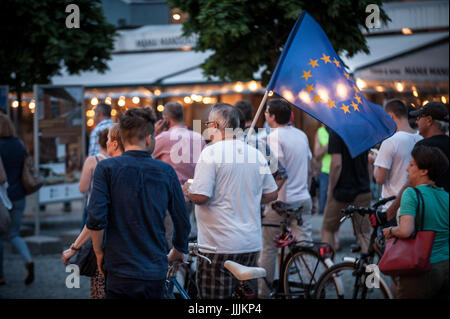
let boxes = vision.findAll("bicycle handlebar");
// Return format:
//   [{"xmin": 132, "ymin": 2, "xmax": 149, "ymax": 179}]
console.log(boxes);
[
  {"xmin": 339, "ymin": 196, "xmax": 396, "ymax": 223},
  {"xmin": 188, "ymin": 243, "xmax": 217, "ymax": 253},
  {"xmin": 372, "ymin": 196, "xmax": 396, "ymax": 209}
]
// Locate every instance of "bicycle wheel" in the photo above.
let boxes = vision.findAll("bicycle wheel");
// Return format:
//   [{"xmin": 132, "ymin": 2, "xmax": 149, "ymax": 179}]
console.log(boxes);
[
  {"xmin": 314, "ymin": 262, "xmax": 392, "ymax": 299},
  {"xmin": 281, "ymin": 249, "xmax": 329, "ymax": 299}
]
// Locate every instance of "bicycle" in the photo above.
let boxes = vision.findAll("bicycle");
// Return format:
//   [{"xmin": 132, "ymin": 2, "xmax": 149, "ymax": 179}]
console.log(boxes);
[
  {"xmin": 165, "ymin": 242, "xmax": 216, "ymax": 299},
  {"xmin": 225, "ymin": 201, "xmax": 337, "ymax": 299},
  {"xmin": 313, "ymin": 196, "xmax": 396, "ymax": 299}
]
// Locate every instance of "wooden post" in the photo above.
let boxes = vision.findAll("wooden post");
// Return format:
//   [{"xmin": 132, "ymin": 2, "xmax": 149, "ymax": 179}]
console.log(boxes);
[{"xmin": 247, "ymin": 91, "xmax": 269, "ymax": 137}]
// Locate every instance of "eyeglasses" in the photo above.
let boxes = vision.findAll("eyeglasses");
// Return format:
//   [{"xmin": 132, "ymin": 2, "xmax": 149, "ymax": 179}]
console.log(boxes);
[{"xmin": 205, "ymin": 121, "xmax": 215, "ymax": 127}]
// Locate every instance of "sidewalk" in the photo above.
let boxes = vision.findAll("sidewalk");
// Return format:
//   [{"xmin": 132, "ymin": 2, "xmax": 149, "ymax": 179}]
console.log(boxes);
[
  {"xmin": 1, "ymin": 199, "xmax": 90, "ymax": 299},
  {"xmin": 1, "ymin": 201, "xmax": 358, "ymax": 299}
]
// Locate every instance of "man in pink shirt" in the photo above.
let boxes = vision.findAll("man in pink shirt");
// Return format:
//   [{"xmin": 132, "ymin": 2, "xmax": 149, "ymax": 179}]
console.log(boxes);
[
  {"xmin": 153, "ymin": 102, "xmax": 206, "ymax": 186},
  {"xmin": 153, "ymin": 101, "xmax": 206, "ymax": 242}
]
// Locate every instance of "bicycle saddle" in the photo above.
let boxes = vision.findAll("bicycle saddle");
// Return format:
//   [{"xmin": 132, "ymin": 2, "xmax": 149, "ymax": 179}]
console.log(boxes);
[{"xmin": 224, "ymin": 261, "xmax": 266, "ymax": 281}]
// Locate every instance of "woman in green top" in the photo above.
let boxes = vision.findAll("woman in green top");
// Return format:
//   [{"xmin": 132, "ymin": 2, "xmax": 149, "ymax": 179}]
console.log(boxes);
[{"xmin": 383, "ymin": 145, "xmax": 449, "ymax": 299}]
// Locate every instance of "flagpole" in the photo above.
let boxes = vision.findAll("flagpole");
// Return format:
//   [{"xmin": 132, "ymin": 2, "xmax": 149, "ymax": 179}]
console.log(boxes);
[{"xmin": 247, "ymin": 90, "xmax": 269, "ymax": 137}]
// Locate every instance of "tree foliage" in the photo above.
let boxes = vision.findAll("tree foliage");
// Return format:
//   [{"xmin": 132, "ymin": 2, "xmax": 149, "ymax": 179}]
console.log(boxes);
[
  {"xmin": 0, "ymin": 0, "xmax": 116, "ymax": 93},
  {"xmin": 169, "ymin": 0, "xmax": 390, "ymax": 85}
]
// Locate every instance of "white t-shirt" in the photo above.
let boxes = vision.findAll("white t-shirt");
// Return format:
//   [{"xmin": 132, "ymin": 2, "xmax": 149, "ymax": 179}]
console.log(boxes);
[
  {"xmin": 267, "ymin": 126, "xmax": 312, "ymax": 203},
  {"xmin": 190, "ymin": 139, "xmax": 278, "ymax": 254},
  {"xmin": 374, "ymin": 131, "xmax": 423, "ymax": 209}
]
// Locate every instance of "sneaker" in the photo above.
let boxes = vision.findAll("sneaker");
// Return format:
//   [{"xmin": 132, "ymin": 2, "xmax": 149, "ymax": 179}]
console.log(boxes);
[{"xmin": 25, "ymin": 261, "xmax": 34, "ymax": 285}]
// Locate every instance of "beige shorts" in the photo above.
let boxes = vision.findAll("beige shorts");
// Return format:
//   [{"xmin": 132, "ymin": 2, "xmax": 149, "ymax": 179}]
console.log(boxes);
[{"xmin": 321, "ymin": 192, "xmax": 372, "ymax": 233}]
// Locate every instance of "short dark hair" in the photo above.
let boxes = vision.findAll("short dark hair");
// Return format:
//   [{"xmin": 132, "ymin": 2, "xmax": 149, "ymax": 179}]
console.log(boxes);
[
  {"xmin": 384, "ymin": 99, "xmax": 408, "ymax": 119},
  {"xmin": 96, "ymin": 103, "xmax": 111, "ymax": 118},
  {"xmin": 163, "ymin": 101, "xmax": 184, "ymax": 122},
  {"xmin": 235, "ymin": 107, "xmax": 246, "ymax": 130},
  {"xmin": 235, "ymin": 100, "xmax": 253, "ymax": 123},
  {"xmin": 98, "ymin": 128, "xmax": 109, "ymax": 149},
  {"xmin": 411, "ymin": 145, "xmax": 449, "ymax": 183},
  {"xmin": 267, "ymin": 98, "xmax": 291, "ymax": 124},
  {"xmin": 119, "ymin": 108, "xmax": 156, "ymax": 145}
]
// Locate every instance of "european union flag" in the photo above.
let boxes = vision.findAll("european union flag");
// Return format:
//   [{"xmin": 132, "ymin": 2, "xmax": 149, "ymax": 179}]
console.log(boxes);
[{"xmin": 267, "ymin": 12, "xmax": 396, "ymax": 158}]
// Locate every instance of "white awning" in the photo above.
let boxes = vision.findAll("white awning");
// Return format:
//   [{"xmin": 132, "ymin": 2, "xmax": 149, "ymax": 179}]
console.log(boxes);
[
  {"xmin": 51, "ymin": 31, "xmax": 448, "ymax": 89},
  {"xmin": 51, "ymin": 50, "xmax": 213, "ymax": 88},
  {"xmin": 341, "ymin": 31, "xmax": 449, "ymax": 72}
]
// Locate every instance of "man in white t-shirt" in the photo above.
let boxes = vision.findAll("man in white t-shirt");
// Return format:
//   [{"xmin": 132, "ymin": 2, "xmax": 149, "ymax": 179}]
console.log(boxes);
[
  {"xmin": 183, "ymin": 103, "xmax": 278, "ymax": 299},
  {"xmin": 259, "ymin": 98, "xmax": 313, "ymax": 298},
  {"xmin": 370, "ymin": 99, "xmax": 423, "ymax": 211}
]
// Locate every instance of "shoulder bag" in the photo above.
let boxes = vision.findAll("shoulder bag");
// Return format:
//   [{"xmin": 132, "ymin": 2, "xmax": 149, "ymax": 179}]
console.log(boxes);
[
  {"xmin": 72, "ymin": 238, "xmax": 98, "ymax": 277},
  {"xmin": 378, "ymin": 187, "xmax": 436, "ymax": 276},
  {"xmin": 22, "ymin": 155, "xmax": 44, "ymax": 195}
]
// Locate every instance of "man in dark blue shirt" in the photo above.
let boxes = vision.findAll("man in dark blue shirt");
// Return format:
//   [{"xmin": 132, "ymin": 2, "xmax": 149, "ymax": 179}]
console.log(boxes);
[{"xmin": 86, "ymin": 108, "xmax": 191, "ymax": 299}]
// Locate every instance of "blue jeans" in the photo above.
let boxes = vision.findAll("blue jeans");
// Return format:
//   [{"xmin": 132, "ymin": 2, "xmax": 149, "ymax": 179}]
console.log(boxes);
[
  {"xmin": 319, "ymin": 172, "xmax": 329, "ymax": 214},
  {"xmin": 0, "ymin": 198, "xmax": 32, "ymax": 278}
]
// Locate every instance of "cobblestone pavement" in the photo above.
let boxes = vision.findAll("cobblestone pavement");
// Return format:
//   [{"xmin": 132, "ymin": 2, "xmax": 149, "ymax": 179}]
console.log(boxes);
[
  {"xmin": 0, "ymin": 248, "xmax": 91, "ymax": 299},
  {"xmin": 1, "ymin": 203, "xmax": 361, "ymax": 299}
]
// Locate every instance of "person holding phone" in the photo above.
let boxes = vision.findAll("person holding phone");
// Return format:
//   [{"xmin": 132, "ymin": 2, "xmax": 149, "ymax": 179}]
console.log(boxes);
[{"xmin": 153, "ymin": 102, "xmax": 206, "ymax": 243}]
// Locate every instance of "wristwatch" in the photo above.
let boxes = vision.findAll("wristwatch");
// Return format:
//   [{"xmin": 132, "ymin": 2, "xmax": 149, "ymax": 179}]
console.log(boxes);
[
  {"xmin": 70, "ymin": 243, "xmax": 80, "ymax": 251},
  {"xmin": 389, "ymin": 227, "xmax": 394, "ymax": 237}
]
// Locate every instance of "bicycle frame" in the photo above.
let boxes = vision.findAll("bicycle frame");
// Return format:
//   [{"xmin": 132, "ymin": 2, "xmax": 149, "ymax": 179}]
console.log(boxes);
[
  {"xmin": 337, "ymin": 219, "xmax": 393, "ymax": 299},
  {"xmin": 262, "ymin": 223, "xmax": 335, "ymax": 298},
  {"xmin": 166, "ymin": 274, "xmax": 190, "ymax": 299},
  {"xmin": 165, "ymin": 243, "xmax": 216, "ymax": 299}
]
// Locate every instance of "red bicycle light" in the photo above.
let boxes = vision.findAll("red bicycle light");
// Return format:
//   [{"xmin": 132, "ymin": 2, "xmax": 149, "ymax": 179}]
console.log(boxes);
[{"xmin": 319, "ymin": 245, "xmax": 333, "ymax": 258}]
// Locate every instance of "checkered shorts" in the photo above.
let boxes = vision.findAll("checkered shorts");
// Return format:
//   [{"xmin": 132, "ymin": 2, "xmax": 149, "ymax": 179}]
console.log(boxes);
[{"xmin": 196, "ymin": 251, "xmax": 259, "ymax": 299}]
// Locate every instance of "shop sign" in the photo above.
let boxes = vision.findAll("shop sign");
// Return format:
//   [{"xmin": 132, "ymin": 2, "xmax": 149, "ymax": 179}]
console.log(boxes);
[
  {"xmin": 356, "ymin": 41, "xmax": 449, "ymax": 82},
  {"xmin": 115, "ymin": 25, "xmax": 198, "ymax": 52}
]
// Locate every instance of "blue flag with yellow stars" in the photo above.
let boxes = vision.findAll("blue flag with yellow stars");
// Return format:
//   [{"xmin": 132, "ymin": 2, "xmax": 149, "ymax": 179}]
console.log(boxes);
[{"xmin": 267, "ymin": 12, "xmax": 396, "ymax": 158}]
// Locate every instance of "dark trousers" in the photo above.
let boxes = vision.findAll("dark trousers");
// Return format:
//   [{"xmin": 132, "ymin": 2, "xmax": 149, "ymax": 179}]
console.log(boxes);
[
  {"xmin": 106, "ymin": 273, "xmax": 165, "ymax": 299},
  {"xmin": 398, "ymin": 260, "xmax": 449, "ymax": 299}
]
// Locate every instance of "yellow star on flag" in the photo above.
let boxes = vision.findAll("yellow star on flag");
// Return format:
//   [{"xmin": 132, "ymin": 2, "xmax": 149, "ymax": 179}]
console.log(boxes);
[
  {"xmin": 326, "ymin": 99, "xmax": 336, "ymax": 109},
  {"xmin": 320, "ymin": 53, "xmax": 331, "ymax": 64},
  {"xmin": 305, "ymin": 84, "xmax": 315, "ymax": 93},
  {"xmin": 313, "ymin": 94, "xmax": 322, "ymax": 103},
  {"xmin": 344, "ymin": 72, "xmax": 350, "ymax": 80},
  {"xmin": 332, "ymin": 58, "xmax": 341, "ymax": 68},
  {"xmin": 301, "ymin": 70, "xmax": 312, "ymax": 81},
  {"xmin": 308, "ymin": 59, "xmax": 319, "ymax": 68},
  {"xmin": 354, "ymin": 94, "xmax": 362, "ymax": 104},
  {"xmin": 351, "ymin": 101, "xmax": 360, "ymax": 111},
  {"xmin": 353, "ymin": 85, "xmax": 360, "ymax": 92},
  {"xmin": 340, "ymin": 103, "xmax": 350, "ymax": 114}
]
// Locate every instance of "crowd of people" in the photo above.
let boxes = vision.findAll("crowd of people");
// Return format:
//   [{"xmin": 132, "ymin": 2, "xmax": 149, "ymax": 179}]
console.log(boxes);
[{"xmin": 0, "ymin": 97, "xmax": 448, "ymax": 300}]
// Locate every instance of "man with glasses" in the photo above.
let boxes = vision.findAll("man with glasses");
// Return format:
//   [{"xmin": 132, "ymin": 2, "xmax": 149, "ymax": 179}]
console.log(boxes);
[{"xmin": 184, "ymin": 103, "xmax": 278, "ymax": 299}]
